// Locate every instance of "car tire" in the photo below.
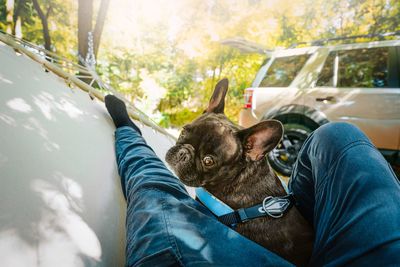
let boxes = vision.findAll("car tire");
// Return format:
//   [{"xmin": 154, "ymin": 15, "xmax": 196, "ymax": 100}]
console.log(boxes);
[{"xmin": 268, "ymin": 123, "xmax": 312, "ymax": 177}]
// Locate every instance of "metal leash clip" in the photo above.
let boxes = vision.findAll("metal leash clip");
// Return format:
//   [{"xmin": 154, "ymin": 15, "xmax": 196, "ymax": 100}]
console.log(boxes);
[{"xmin": 261, "ymin": 196, "xmax": 291, "ymax": 219}]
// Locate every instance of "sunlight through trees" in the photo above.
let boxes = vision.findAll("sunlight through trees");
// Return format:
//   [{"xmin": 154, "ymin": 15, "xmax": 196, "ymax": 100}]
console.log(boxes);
[{"xmin": 1, "ymin": 0, "xmax": 399, "ymax": 128}]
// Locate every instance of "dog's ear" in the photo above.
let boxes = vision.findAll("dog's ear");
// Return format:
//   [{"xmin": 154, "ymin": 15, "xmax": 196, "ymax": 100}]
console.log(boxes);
[
  {"xmin": 237, "ymin": 120, "xmax": 283, "ymax": 161},
  {"xmin": 205, "ymin": 78, "xmax": 229, "ymax": 113}
]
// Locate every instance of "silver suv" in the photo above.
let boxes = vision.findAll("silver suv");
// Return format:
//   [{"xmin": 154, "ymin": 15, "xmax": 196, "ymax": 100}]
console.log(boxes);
[{"xmin": 239, "ymin": 34, "xmax": 400, "ymax": 176}]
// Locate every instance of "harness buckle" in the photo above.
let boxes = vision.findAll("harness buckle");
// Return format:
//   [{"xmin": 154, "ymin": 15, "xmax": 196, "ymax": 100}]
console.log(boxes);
[
  {"xmin": 237, "ymin": 208, "xmax": 249, "ymax": 223},
  {"xmin": 261, "ymin": 196, "xmax": 291, "ymax": 219}
]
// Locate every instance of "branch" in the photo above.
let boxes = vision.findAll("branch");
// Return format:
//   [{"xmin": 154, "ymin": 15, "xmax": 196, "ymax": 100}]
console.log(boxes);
[
  {"xmin": 32, "ymin": 0, "xmax": 51, "ymax": 51},
  {"xmin": 45, "ymin": 4, "xmax": 53, "ymax": 19}
]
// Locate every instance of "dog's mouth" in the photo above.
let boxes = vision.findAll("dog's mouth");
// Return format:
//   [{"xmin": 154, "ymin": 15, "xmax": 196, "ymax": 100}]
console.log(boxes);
[
  {"xmin": 179, "ymin": 176, "xmax": 203, "ymax": 187},
  {"xmin": 172, "ymin": 167, "xmax": 203, "ymax": 187}
]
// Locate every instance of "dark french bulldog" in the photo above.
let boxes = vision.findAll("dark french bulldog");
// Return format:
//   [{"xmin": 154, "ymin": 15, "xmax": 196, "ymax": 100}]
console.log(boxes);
[{"xmin": 166, "ymin": 78, "xmax": 314, "ymax": 266}]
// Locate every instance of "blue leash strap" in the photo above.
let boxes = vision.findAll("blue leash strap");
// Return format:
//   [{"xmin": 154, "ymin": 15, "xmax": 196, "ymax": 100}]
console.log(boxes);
[
  {"xmin": 195, "ymin": 186, "xmax": 294, "ymax": 228},
  {"xmin": 195, "ymin": 187, "xmax": 234, "ymax": 217}
]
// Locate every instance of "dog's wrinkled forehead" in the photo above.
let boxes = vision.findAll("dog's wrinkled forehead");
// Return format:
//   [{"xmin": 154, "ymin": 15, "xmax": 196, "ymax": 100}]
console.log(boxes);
[
  {"xmin": 195, "ymin": 113, "xmax": 236, "ymax": 130},
  {"xmin": 187, "ymin": 113, "xmax": 238, "ymax": 136},
  {"xmin": 180, "ymin": 113, "xmax": 240, "ymax": 157}
]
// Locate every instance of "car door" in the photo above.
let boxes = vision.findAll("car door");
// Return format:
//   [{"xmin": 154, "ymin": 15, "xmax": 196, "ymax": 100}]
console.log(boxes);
[{"xmin": 303, "ymin": 43, "xmax": 400, "ymax": 152}]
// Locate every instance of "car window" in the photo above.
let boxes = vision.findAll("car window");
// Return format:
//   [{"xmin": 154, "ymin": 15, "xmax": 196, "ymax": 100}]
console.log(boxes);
[
  {"xmin": 316, "ymin": 53, "xmax": 335, "ymax": 87},
  {"xmin": 317, "ymin": 47, "xmax": 389, "ymax": 88},
  {"xmin": 259, "ymin": 54, "xmax": 310, "ymax": 87}
]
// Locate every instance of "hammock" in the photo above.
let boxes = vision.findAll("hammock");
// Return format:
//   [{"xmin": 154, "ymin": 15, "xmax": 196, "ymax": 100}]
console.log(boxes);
[{"xmin": 0, "ymin": 31, "xmax": 176, "ymax": 267}]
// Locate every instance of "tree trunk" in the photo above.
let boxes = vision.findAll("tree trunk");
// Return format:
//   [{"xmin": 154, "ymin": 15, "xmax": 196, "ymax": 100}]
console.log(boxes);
[
  {"xmin": 77, "ymin": 0, "xmax": 109, "ymax": 86},
  {"xmin": 78, "ymin": 0, "xmax": 93, "ymax": 61},
  {"xmin": 32, "ymin": 0, "xmax": 51, "ymax": 51},
  {"xmin": 12, "ymin": 0, "xmax": 25, "ymax": 36},
  {"xmin": 6, "ymin": 0, "xmax": 14, "ymax": 34},
  {"xmin": 93, "ymin": 0, "xmax": 110, "ymax": 58}
]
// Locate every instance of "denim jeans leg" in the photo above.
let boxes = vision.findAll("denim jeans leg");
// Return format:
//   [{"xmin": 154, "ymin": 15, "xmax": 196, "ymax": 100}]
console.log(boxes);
[
  {"xmin": 289, "ymin": 122, "xmax": 400, "ymax": 266},
  {"xmin": 115, "ymin": 126, "xmax": 292, "ymax": 267}
]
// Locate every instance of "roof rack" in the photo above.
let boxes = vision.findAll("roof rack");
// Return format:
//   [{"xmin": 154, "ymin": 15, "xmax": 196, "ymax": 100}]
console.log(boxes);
[{"xmin": 289, "ymin": 30, "xmax": 400, "ymax": 48}]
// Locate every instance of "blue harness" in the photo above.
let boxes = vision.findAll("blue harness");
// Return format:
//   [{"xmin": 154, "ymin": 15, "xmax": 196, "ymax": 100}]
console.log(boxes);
[{"xmin": 195, "ymin": 177, "xmax": 294, "ymax": 228}]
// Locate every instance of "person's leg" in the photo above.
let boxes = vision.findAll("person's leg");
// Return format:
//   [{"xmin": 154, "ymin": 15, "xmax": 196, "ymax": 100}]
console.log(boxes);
[
  {"xmin": 289, "ymin": 122, "xmax": 400, "ymax": 266},
  {"xmin": 116, "ymin": 126, "xmax": 292, "ymax": 266}
]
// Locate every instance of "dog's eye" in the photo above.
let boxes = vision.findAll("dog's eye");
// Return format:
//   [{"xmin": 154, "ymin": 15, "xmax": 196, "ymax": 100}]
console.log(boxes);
[
  {"xmin": 203, "ymin": 156, "xmax": 214, "ymax": 166},
  {"xmin": 179, "ymin": 126, "xmax": 190, "ymax": 139},
  {"xmin": 179, "ymin": 130, "xmax": 186, "ymax": 139}
]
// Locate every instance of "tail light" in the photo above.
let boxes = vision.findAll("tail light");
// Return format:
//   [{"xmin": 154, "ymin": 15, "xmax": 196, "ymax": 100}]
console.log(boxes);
[{"xmin": 243, "ymin": 88, "xmax": 254, "ymax": 109}]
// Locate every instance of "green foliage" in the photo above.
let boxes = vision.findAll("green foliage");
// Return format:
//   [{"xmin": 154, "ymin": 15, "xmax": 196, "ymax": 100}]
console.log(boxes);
[
  {"xmin": 0, "ymin": 4, "xmax": 5, "ymax": 30},
  {"xmin": 159, "ymin": 108, "xmax": 203, "ymax": 128},
  {"xmin": 1, "ymin": 0, "xmax": 400, "ymax": 129},
  {"xmin": 0, "ymin": 0, "xmax": 76, "ymax": 59},
  {"xmin": 97, "ymin": 50, "xmax": 144, "ymax": 98}
]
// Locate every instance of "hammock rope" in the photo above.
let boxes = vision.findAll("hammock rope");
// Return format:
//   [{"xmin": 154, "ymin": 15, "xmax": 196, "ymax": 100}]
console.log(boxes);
[{"xmin": 0, "ymin": 30, "xmax": 176, "ymax": 140}]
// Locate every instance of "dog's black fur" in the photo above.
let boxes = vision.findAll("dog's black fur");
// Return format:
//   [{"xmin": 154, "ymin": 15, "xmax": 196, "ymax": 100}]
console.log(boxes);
[{"xmin": 166, "ymin": 79, "xmax": 314, "ymax": 266}]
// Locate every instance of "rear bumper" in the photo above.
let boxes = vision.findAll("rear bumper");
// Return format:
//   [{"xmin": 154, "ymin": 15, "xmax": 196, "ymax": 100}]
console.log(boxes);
[{"xmin": 239, "ymin": 108, "xmax": 259, "ymax": 128}]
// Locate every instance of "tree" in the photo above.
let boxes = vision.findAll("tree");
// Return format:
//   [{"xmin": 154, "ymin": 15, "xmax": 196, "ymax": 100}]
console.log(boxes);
[
  {"xmin": 2, "ymin": 0, "xmax": 400, "ymax": 128},
  {"xmin": 78, "ymin": 0, "xmax": 110, "ymax": 63},
  {"xmin": 12, "ymin": 0, "xmax": 24, "ymax": 36},
  {"xmin": 93, "ymin": 0, "xmax": 109, "ymax": 57},
  {"xmin": 31, "ymin": 0, "xmax": 51, "ymax": 50},
  {"xmin": 5, "ymin": 0, "xmax": 13, "ymax": 33},
  {"xmin": 77, "ymin": 0, "xmax": 92, "ymax": 61}
]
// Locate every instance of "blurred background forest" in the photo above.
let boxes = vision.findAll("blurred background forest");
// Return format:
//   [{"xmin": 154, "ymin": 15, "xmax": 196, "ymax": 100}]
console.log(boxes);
[{"xmin": 0, "ymin": 0, "xmax": 399, "ymax": 128}]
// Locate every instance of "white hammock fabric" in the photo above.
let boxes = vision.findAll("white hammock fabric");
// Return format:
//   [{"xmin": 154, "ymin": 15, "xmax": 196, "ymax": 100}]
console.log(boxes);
[{"xmin": 0, "ymin": 33, "xmax": 176, "ymax": 267}]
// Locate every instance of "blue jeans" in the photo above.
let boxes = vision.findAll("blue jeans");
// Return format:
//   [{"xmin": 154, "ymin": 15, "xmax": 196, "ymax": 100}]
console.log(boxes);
[{"xmin": 115, "ymin": 122, "xmax": 400, "ymax": 266}]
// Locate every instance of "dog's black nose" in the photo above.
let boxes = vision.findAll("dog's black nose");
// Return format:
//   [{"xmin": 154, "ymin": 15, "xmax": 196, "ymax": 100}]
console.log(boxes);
[{"xmin": 177, "ymin": 148, "xmax": 190, "ymax": 162}]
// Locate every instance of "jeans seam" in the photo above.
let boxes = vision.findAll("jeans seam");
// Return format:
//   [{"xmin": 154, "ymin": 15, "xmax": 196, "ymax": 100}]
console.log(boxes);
[
  {"xmin": 158, "ymin": 189, "xmax": 184, "ymax": 265},
  {"xmin": 315, "ymin": 141, "xmax": 376, "ymax": 196},
  {"xmin": 330, "ymin": 140, "xmax": 375, "ymax": 169},
  {"xmin": 127, "ymin": 181, "xmax": 189, "ymax": 202},
  {"xmin": 289, "ymin": 157, "xmax": 312, "ymax": 197},
  {"xmin": 128, "ymin": 188, "xmax": 184, "ymax": 266}
]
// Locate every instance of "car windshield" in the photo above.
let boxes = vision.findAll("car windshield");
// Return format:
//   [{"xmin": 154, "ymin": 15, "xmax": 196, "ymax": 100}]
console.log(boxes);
[{"xmin": 259, "ymin": 54, "xmax": 310, "ymax": 87}]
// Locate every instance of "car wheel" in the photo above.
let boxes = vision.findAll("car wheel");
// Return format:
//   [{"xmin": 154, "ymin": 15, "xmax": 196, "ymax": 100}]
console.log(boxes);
[{"xmin": 268, "ymin": 123, "xmax": 312, "ymax": 176}]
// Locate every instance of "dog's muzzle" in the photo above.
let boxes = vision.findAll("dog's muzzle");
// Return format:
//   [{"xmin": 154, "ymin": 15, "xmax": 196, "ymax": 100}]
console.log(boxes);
[
  {"xmin": 166, "ymin": 144, "xmax": 195, "ymax": 165},
  {"xmin": 166, "ymin": 144, "xmax": 201, "ymax": 186},
  {"xmin": 176, "ymin": 147, "xmax": 191, "ymax": 163}
]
